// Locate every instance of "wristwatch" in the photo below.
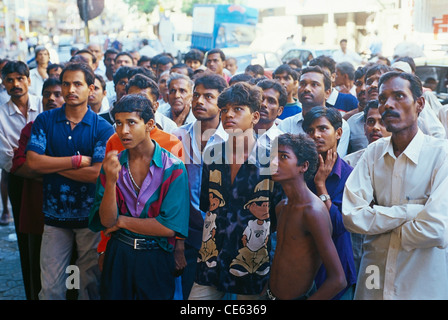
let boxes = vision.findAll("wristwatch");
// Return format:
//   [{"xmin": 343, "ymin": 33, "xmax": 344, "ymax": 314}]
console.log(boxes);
[{"xmin": 319, "ymin": 194, "xmax": 331, "ymax": 202}]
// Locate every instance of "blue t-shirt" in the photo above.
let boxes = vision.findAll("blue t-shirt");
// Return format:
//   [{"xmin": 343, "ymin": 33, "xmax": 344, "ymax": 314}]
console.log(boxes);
[
  {"xmin": 278, "ymin": 99, "xmax": 302, "ymax": 120},
  {"xmin": 26, "ymin": 105, "xmax": 114, "ymax": 228},
  {"xmin": 326, "ymin": 92, "xmax": 358, "ymax": 113}
]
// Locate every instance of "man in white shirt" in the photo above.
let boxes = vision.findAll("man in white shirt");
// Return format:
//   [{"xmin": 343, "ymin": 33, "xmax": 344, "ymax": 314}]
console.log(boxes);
[
  {"xmin": 0, "ymin": 60, "xmax": 42, "ymax": 298},
  {"xmin": 342, "ymin": 71, "xmax": 448, "ymax": 300},
  {"xmin": 172, "ymin": 73, "xmax": 229, "ymax": 299},
  {"xmin": 0, "ymin": 61, "xmax": 43, "ymax": 173},
  {"xmin": 278, "ymin": 66, "xmax": 350, "ymax": 157},
  {"xmin": 162, "ymin": 73, "xmax": 196, "ymax": 127},
  {"xmin": 332, "ymin": 39, "xmax": 363, "ymax": 67},
  {"xmin": 254, "ymin": 79, "xmax": 286, "ymax": 150}
]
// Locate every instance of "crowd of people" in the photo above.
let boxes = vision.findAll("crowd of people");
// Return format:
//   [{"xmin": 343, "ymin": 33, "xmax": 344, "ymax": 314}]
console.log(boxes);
[{"xmin": 1, "ymin": 35, "xmax": 448, "ymax": 301}]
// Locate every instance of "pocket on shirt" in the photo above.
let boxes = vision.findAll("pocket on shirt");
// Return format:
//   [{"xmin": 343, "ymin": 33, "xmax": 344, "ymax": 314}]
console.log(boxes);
[{"xmin": 405, "ymin": 197, "xmax": 427, "ymax": 205}]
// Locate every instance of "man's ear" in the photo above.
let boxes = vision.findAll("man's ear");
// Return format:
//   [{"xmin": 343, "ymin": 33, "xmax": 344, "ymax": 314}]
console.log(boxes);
[
  {"xmin": 416, "ymin": 96, "xmax": 425, "ymax": 115},
  {"xmin": 252, "ymin": 110, "xmax": 260, "ymax": 126},
  {"xmin": 335, "ymin": 126, "xmax": 343, "ymax": 141},
  {"xmin": 324, "ymin": 88, "xmax": 332, "ymax": 100},
  {"xmin": 146, "ymin": 118, "xmax": 155, "ymax": 132},
  {"xmin": 300, "ymin": 160, "xmax": 309, "ymax": 175},
  {"xmin": 277, "ymin": 106, "xmax": 284, "ymax": 117}
]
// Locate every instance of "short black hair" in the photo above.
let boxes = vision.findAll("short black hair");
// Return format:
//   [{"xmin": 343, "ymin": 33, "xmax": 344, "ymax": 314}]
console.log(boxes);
[
  {"xmin": 60, "ymin": 62, "xmax": 95, "ymax": 86},
  {"xmin": 47, "ymin": 63, "xmax": 64, "ymax": 75},
  {"xmin": 300, "ymin": 65, "xmax": 332, "ymax": 92},
  {"xmin": 336, "ymin": 62, "xmax": 355, "ymax": 81},
  {"xmin": 276, "ymin": 133, "xmax": 319, "ymax": 182},
  {"xmin": 309, "ymin": 55, "xmax": 337, "ymax": 74},
  {"xmin": 114, "ymin": 52, "xmax": 134, "ymax": 64},
  {"xmin": 184, "ymin": 49, "xmax": 204, "ymax": 63},
  {"xmin": 113, "ymin": 66, "xmax": 134, "ymax": 85},
  {"xmin": 104, "ymin": 48, "xmax": 119, "ymax": 61},
  {"xmin": 128, "ymin": 66, "xmax": 157, "ymax": 82},
  {"xmin": 42, "ymin": 77, "xmax": 62, "ymax": 94},
  {"xmin": 256, "ymin": 79, "xmax": 288, "ymax": 108},
  {"xmin": 365, "ymin": 64, "xmax": 393, "ymax": 81},
  {"xmin": 363, "ymin": 99, "xmax": 379, "ymax": 122},
  {"xmin": 302, "ymin": 106, "xmax": 343, "ymax": 132},
  {"xmin": 1, "ymin": 60, "xmax": 29, "ymax": 78},
  {"xmin": 194, "ymin": 72, "xmax": 228, "ymax": 93},
  {"xmin": 245, "ymin": 64, "xmax": 264, "ymax": 77},
  {"xmin": 273, "ymin": 64, "xmax": 299, "ymax": 81},
  {"xmin": 137, "ymin": 55, "xmax": 151, "ymax": 66},
  {"xmin": 229, "ymin": 73, "xmax": 253, "ymax": 86},
  {"xmin": 217, "ymin": 82, "xmax": 262, "ymax": 113},
  {"xmin": 378, "ymin": 71, "xmax": 423, "ymax": 101},
  {"xmin": 125, "ymin": 73, "xmax": 160, "ymax": 102},
  {"xmin": 111, "ymin": 94, "xmax": 154, "ymax": 123},
  {"xmin": 157, "ymin": 55, "xmax": 174, "ymax": 67},
  {"xmin": 75, "ymin": 49, "xmax": 97, "ymax": 64},
  {"xmin": 207, "ymin": 48, "xmax": 226, "ymax": 62},
  {"xmin": 94, "ymin": 74, "xmax": 106, "ymax": 92}
]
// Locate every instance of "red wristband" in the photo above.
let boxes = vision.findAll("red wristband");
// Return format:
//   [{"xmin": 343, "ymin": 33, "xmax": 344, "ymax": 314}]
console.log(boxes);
[{"xmin": 71, "ymin": 155, "xmax": 82, "ymax": 169}]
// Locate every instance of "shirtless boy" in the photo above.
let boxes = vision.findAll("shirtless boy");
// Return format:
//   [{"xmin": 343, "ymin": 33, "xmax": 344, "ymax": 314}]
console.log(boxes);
[{"xmin": 269, "ymin": 133, "xmax": 346, "ymax": 300}]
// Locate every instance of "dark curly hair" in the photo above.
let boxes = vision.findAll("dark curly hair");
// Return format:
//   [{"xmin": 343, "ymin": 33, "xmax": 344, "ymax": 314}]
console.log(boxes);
[
  {"xmin": 111, "ymin": 94, "xmax": 154, "ymax": 123},
  {"xmin": 217, "ymin": 82, "xmax": 262, "ymax": 113},
  {"xmin": 276, "ymin": 133, "xmax": 319, "ymax": 182}
]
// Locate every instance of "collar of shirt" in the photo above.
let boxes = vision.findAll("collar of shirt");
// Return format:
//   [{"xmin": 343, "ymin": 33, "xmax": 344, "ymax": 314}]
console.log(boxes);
[
  {"xmin": 7, "ymin": 94, "xmax": 40, "ymax": 116},
  {"xmin": 380, "ymin": 129, "xmax": 423, "ymax": 165},
  {"xmin": 294, "ymin": 112, "xmax": 304, "ymax": 124},
  {"xmin": 330, "ymin": 153, "xmax": 343, "ymax": 180},
  {"xmin": 56, "ymin": 104, "xmax": 96, "ymax": 127},
  {"xmin": 187, "ymin": 120, "xmax": 229, "ymax": 161},
  {"xmin": 326, "ymin": 88, "xmax": 339, "ymax": 106},
  {"xmin": 118, "ymin": 139, "xmax": 163, "ymax": 169},
  {"xmin": 256, "ymin": 124, "xmax": 284, "ymax": 148}
]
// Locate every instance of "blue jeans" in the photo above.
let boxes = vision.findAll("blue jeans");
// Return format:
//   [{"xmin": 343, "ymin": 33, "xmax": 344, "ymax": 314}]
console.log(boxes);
[{"xmin": 39, "ymin": 225, "xmax": 101, "ymax": 300}]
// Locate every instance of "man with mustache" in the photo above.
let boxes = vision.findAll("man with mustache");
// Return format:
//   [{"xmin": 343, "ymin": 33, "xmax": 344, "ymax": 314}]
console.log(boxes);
[
  {"xmin": 302, "ymin": 106, "xmax": 357, "ymax": 300},
  {"xmin": 0, "ymin": 60, "xmax": 42, "ymax": 299},
  {"xmin": 205, "ymin": 48, "xmax": 231, "ymax": 83},
  {"xmin": 343, "ymin": 99, "xmax": 391, "ymax": 275},
  {"xmin": 173, "ymin": 73, "xmax": 229, "ymax": 299},
  {"xmin": 25, "ymin": 62, "xmax": 114, "ymax": 299},
  {"xmin": 278, "ymin": 66, "xmax": 351, "ymax": 157},
  {"xmin": 163, "ymin": 73, "xmax": 196, "ymax": 127},
  {"xmin": 346, "ymin": 63, "xmax": 385, "ymax": 153},
  {"xmin": 254, "ymin": 79, "xmax": 287, "ymax": 150},
  {"xmin": 343, "ymin": 72, "xmax": 448, "ymax": 299},
  {"xmin": 9, "ymin": 77, "xmax": 64, "ymax": 299}
]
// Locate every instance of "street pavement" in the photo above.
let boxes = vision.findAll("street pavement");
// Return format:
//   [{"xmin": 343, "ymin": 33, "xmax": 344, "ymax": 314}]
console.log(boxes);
[{"xmin": 0, "ymin": 201, "xmax": 26, "ymax": 300}]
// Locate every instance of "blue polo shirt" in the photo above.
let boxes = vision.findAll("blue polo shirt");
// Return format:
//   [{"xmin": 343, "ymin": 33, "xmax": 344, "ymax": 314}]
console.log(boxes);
[{"xmin": 26, "ymin": 105, "xmax": 114, "ymax": 228}]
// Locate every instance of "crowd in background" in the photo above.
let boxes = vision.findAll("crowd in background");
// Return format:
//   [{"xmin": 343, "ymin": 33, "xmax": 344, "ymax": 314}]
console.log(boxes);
[{"xmin": 0, "ymin": 34, "xmax": 448, "ymax": 300}]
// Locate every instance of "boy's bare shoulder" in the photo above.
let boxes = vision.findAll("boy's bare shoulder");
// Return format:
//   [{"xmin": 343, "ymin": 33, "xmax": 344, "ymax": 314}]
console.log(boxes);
[{"xmin": 301, "ymin": 195, "xmax": 329, "ymax": 221}]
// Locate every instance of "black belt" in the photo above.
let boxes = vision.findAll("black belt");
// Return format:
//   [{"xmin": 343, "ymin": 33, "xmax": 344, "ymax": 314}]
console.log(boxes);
[
  {"xmin": 266, "ymin": 284, "xmax": 314, "ymax": 300},
  {"xmin": 113, "ymin": 232, "xmax": 160, "ymax": 250}
]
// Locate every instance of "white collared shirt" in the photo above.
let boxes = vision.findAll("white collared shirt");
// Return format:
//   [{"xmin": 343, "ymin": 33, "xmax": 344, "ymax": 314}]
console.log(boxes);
[
  {"xmin": 277, "ymin": 112, "xmax": 350, "ymax": 157},
  {"xmin": 0, "ymin": 95, "xmax": 43, "ymax": 171},
  {"xmin": 29, "ymin": 68, "xmax": 47, "ymax": 97},
  {"xmin": 342, "ymin": 130, "xmax": 448, "ymax": 300},
  {"xmin": 173, "ymin": 121, "xmax": 228, "ymax": 218},
  {"xmin": 256, "ymin": 124, "xmax": 284, "ymax": 151}
]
